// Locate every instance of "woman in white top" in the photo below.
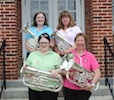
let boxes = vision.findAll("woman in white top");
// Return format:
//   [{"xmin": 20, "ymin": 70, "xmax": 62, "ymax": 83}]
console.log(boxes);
[{"xmin": 54, "ymin": 10, "xmax": 82, "ymax": 56}]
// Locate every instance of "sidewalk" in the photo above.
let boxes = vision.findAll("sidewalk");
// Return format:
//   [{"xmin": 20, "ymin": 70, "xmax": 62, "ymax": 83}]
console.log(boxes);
[
  {"xmin": 90, "ymin": 96, "xmax": 113, "ymax": 100},
  {"xmin": 58, "ymin": 95, "xmax": 113, "ymax": 100}
]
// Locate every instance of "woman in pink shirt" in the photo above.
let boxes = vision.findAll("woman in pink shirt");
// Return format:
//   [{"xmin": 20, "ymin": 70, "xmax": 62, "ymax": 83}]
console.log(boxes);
[
  {"xmin": 53, "ymin": 10, "xmax": 82, "ymax": 56},
  {"xmin": 63, "ymin": 33, "xmax": 101, "ymax": 100}
]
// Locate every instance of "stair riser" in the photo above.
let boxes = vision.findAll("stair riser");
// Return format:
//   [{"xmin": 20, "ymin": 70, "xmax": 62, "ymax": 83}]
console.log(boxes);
[
  {"xmin": 1, "ymin": 78, "xmax": 113, "ymax": 99},
  {"xmin": 3, "ymin": 78, "xmax": 108, "ymax": 87},
  {"xmin": 1, "ymin": 91, "xmax": 28, "ymax": 99},
  {"xmin": 1, "ymin": 87, "xmax": 112, "ymax": 99}
]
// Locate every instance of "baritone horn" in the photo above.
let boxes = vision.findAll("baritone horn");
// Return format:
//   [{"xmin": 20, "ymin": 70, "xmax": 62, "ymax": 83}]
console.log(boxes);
[
  {"xmin": 20, "ymin": 62, "xmax": 63, "ymax": 92},
  {"xmin": 61, "ymin": 53, "xmax": 100, "ymax": 91},
  {"xmin": 54, "ymin": 31, "xmax": 73, "ymax": 51},
  {"xmin": 21, "ymin": 23, "xmax": 38, "ymax": 50}
]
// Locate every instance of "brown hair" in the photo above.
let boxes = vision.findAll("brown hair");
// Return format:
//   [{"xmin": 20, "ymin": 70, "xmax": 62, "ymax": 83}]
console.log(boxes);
[
  {"xmin": 38, "ymin": 33, "xmax": 50, "ymax": 42},
  {"xmin": 74, "ymin": 33, "xmax": 86, "ymax": 43},
  {"xmin": 57, "ymin": 10, "xmax": 76, "ymax": 30},
  {"xmin": 32, "ymin": 12, "xmax": 48, "ymax": 26}
]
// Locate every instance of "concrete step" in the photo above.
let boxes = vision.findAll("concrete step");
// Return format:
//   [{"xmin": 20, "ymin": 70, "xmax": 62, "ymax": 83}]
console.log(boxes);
[
  {"xmin": 1, "ymin": 84, "xmax": 112, "ymax": 98},
  {"xmin": 89, "ymin": 96, "xmax": 113, "ymax": 100},
  {"xmin": 1, "ymin": 87, "xmax": 28, "ymax": 99},
  {"xmin": 1, "ymin": 78, "xmax": 113, "ymax": 99},
  {"xmin": 4, "ymin": 77, "xmax": 106, "ymax": 88},
  {"xmin": 1, "ymin": 96, "xmax": 113, "ymax": 100},
  {"xmin": 91, "ymin": 85, "xmax": 112, "ymax": 96},
  {"xmin": 1, "ymin": 99, "xmax": 28, "ymax": 100}
]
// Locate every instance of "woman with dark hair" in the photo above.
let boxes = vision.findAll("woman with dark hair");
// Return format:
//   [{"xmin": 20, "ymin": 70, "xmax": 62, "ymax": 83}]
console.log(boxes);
[
  {"xmin": 25, "ymin": 33, "xmax": 62, "ymax": 100},
  {"xmin": 53, "ymin": 10, "xmax": 82, "ymax": 56},
  {"xmin": 25, "ymin": 12, "xmax": 54, "ymax": 57}
]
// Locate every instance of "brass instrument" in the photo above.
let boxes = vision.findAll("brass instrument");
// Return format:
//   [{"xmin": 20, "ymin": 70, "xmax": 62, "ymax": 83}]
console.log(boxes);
[
  {"xmin": 20, "ymin": 62, "xmax": 63, "ymax": 92},
  {"xmin": 22, "ymin": 23, "xmax": 38, "ymax": 50},
  {"xmin": 54, "ymin": 32, "xmax": 73, "ymax": 51},
  {"xmin": 61, "ymin": 53, "xmax": 100, "ymax": 91}
]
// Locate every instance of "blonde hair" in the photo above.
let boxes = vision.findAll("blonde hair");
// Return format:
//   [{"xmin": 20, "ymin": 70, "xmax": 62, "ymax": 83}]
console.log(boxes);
[
  {"xmin": 57, "ymin": 10, "xmax": 76, "ymax": 30},
  {"xmin": 74, "ymin": 33, "xmax": 86, "ymax": 43}
]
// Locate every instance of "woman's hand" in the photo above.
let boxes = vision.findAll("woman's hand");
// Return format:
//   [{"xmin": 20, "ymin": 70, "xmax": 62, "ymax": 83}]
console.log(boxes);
[
  {"xmin": 81, "ymin": 83, "xmax": 93, "ymax": 91},
  {"xmin": 63, "ymin": 49, "xmax": 71, "ymax": 54},
  {"xmin": 60, "ymin": 51, "xmax": 66, "ymax": 56},
  {"xmin": 50, "ymin": 70, "xmax": 59, "ymax": 77}
]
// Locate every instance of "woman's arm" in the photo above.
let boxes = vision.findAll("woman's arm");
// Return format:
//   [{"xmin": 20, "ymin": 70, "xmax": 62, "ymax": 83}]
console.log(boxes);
[
  {"xmin": 50, "ymin": 69, "xmax": 67, "ymax": 77},
  {"xmin": 54, "ymin": 46, "xmax": 67, "ymax": 56},
  {"xmin": 92, "ymin": 68, "xmax": 101, "ymax": 84},
  {"xmin": 50, "ymin": 38, "xmax": 55, "ymax": 49},
  {"xmin": 54, "ymin": 45, "xmax": 61, "ymax": 54},
  {"xmin": 82, "ymin": 68, "xmax": 101, "ymax": 91},
  {"xmin": 64, "ymin": 45, "xmax": 76, "ymax": 54}
]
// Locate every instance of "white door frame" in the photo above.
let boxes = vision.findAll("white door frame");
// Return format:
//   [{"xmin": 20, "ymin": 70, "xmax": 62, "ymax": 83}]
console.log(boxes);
[{"xmin": 21, "ymin": 0, "xmax": 85, "ymax": 59}]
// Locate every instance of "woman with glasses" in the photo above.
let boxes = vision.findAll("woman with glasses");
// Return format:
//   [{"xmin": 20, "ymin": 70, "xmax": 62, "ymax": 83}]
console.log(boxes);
[
  {"xmin": 25, "ymin": 33, "xmax": 62, "ymax": 100},
  {"xmin": 25, "ymin": 12, "xmax": 54, "ymax": 57}
]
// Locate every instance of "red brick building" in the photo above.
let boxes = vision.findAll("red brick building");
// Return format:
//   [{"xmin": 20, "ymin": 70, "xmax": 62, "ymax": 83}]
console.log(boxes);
[{"xmin": 0, "ymin": 0, "xmax": 113, "ymax": 79}]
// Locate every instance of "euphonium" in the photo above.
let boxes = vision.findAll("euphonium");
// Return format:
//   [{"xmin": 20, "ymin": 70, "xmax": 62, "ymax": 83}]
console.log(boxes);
[
  {"xmin": 54, "ymin": 31, "xmax": 73, "ymax": 51},
  {"xmin": 61, "ymin": 53, "xmax": 100, "ymax": 91},
  {"xmin": 22, "ymin": 23, "xmax": 38, "ymax": 50},
  {"xmin": 20, "ymin": 62, "xmax": 63, "ymax": 92}
]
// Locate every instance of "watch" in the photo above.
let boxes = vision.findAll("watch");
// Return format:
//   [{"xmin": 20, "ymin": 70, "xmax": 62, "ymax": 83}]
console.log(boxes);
[{"xmin": 91, "ymin": 83, "xmax": 95, "ymax": 87}]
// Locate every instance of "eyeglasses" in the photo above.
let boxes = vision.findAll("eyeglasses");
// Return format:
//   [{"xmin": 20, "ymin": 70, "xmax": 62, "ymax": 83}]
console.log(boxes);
[{"xmin": 39, "ymin": 42, "xmax": 49, "ymax": 45}]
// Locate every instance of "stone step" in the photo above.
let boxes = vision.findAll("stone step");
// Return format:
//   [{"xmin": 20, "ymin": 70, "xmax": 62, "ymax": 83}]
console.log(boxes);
[
  {"xmin": 5, "ymin": 77, "xmax": 106, "ymax": 87},
  {"xmin": 1, "ymin": 85, "xmax": 112, "ymax": 99},
  {"xmin": 1, "ymin": 78, "xmax": 113, "ymax": 99},
  {"xmin": 1, "ymin": 96, "xmax": 113, "ymax": 100},
  {"xmin": 4, "ymin": 78, "xmax": 25, "ymax": 87},
  {"xmin": 1, "ymin": 87, "xmax": 28, "ymax": 99},
  {"xmin": 90, "ymin": 96, "xmax": 113, "ymax": 100}
]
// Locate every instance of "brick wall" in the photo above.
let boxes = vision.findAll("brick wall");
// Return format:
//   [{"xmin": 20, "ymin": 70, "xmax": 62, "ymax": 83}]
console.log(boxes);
[
  {"xmin": 85, "ymin": 0, "xmax": 113, "ymax": 77},
  {"xmin": 85, "ymin": 0, "xmax": 93, "ymax": 51},
  {"xmin": 17, "ymin": 0, "xmax": 22, "ymax": 76},
  {"xmin": 0, "ymin": 0, "xmax": 22, "ymax": 79},
  {"xmin": 0, "ymin": 0, "xmax": 113, "ymax": 79}
]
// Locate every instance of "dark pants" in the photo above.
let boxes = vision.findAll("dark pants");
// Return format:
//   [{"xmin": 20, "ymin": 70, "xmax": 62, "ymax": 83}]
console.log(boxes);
[
  {"xmin": 27, "ymin": 52, "xmax": 30, "ymax": 58},
  {"xmin": 64, "ymin": 87, "xmax": 91, "ymax": 100},
  {"xmin": 28, "ymin": 88, "xmax": 58, "ymax": 100}
]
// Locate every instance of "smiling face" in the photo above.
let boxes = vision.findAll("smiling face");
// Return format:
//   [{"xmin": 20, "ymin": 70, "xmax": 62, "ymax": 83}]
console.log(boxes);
[
  {"xmin": 39, "ymin": 37, "xmax": 50, "ymax": 52},
  {"xmin": 62, "ymin": 16, "xmax": 70, "ymax": 27},
  {"xmin": 75, "ymin": 35, "xmax": 85, "ymax": 50},
  {"xmin": 35, "ymin": 13, "xmax": 45, "ymax": 26}
]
